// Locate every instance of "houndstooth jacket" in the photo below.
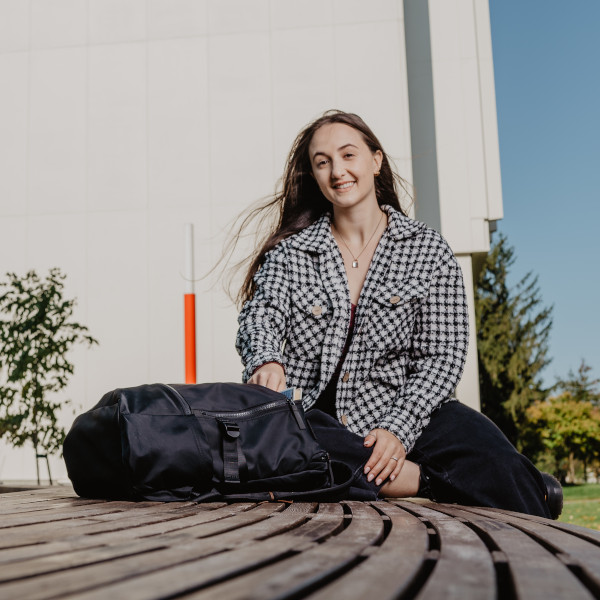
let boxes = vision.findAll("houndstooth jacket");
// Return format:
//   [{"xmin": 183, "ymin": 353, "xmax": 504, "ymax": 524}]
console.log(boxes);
[{"xmin": 236, "ymin": 205, "xmax": 469, "ymax": 452}]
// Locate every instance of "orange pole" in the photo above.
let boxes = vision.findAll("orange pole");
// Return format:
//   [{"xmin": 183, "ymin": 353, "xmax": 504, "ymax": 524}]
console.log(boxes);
[{"xmin": 184, "ymin": 293, "xmax": 196, "ymax": 383}]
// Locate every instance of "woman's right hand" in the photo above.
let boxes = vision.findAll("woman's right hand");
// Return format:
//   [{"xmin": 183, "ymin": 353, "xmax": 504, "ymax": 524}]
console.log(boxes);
[{"xmin": 247, "ymin": 362, "xmax": 286, "ymax": 392}]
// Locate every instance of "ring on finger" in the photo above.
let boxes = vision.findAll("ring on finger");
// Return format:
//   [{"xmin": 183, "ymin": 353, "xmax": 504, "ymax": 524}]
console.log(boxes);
[{"xmin": 390, "ymin": 456, "xmax": 399, "ymax": 462}]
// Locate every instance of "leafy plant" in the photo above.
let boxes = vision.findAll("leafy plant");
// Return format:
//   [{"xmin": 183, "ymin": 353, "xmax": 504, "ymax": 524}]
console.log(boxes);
[
  {"xmin": 0, "ymin": 268, "xmax": 98, "ymax": 481},
  {"xmin": 526, "ymin": 393, "xmax": 600, "ymax": 483},
  {"xmin": 475, "ymin": 234, "xmax": 553, "ymax": 450}
]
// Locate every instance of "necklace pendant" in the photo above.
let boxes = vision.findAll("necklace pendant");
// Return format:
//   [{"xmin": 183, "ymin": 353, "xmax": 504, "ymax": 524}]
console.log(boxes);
[{"xmin": 352, "ymin": 260, "xmax": 359, "ymax": 268}]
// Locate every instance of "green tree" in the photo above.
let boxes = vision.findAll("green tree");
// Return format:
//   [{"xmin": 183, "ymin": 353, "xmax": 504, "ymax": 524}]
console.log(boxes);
[
  {"xmin": 526, "ymin": 393, "xmax": 600, "ymax": 483},
  {"xmin": 475, "ymin": 234, "xmax": 553, "ymax": 450},
  {"xmin": 0, "ymin": 268, "xmax": 98, "ymax": 483},
  {"xmin": 555, "ymin": 360, "xmax": 600, "ymax": 405}
]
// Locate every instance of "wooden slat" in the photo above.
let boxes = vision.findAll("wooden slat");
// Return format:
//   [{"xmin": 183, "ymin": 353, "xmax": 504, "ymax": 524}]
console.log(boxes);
[
  {"xmin": 0, "ymin": 498, "xmax": 103, "ymax": 515},
  {"xmin": 0, "ymin": 502, "xmax": 175, "ymax": 528},
  {"xmin": 458, "ymin": 504, "xmax": 600, "ymax": 545},
  {"xmin": 0, "ymin": 503, "xmax": 264, "ymax": 580},
  {"xmin": 395, "ymin": 501, "xmax": 496, "ymax": 600},
  {"xmin": 1, "ymin": 501, "xmax": 226, "ymax": 548},
  {"xmin": 63, "ymin": 503, "xmax": 318, "ymax": 600},
  {"xmin": 178, "ymin": 503, "xmax": 356, "ymax": 599},
  {"xmin": 72, "ymin": 503, "xmax": 350, "ymax": 598},
  {"xmin": 303, "ymin": 502, "xmax": 429, "ymax": 600},
  {"xmin": 0, "ymin": 486, "xmax": 77, "ymax": 497},
  {"xmin": 0, "ymin": 536, "xmax": 171, "ymax": 583},
  {"xmin": 0, "ymin": 503, "xmax": 311, "ymax": 599},
  {"xmin": 180, "ymin": 501, "xmax": 387, "ymax": 600},
  {"xmin": 424, "ymin": 503, "xmax": 595, "ymax": 600},
  {"xmin": 0, "ymin": 502, "xmax": 253, "ymax": 565},
  {"xmin": 448, "ymin": 505, "xmax": 600, "ymax": 592},
  {"xmin": 0, "ymin": 487, "xmax": 77, "ymax": 506},
  {"xmin": 2, "ymin": 488, "xmax": 599, "ymax": 600}
]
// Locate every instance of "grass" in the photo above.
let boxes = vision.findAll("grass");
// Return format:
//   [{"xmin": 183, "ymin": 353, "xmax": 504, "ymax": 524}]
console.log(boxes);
[
  {"xmin": 558, "ymin": 483, "xmax": 600, "ymax": 530},
  {"xmin": 562, "ymin": 483, "xmax": 600, "ymax": 501}
]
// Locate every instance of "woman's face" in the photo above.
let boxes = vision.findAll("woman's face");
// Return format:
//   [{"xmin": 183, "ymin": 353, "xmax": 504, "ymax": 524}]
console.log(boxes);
[{"xmin": 308, "ymin": 122, "xmax": 382, "ymax": 212}]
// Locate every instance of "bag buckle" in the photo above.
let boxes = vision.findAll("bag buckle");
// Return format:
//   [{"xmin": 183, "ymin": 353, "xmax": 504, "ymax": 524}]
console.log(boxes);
[{"xmin": 219, "ymin": 420, "xmax": 240, "ymax": 439}]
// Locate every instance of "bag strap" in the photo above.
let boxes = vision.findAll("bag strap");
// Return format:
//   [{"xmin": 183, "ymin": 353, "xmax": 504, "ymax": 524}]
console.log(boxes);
[
  {"xmin": 272, "ymin": 461, "xmax": 355, "ymax": 501},
  {"xmin": 213, "ymin": 460, "xmax": 356, "ymax": 503},
  {"xmin": 219, "ymin": 420, "xmax": 247, "ymax": 483}
]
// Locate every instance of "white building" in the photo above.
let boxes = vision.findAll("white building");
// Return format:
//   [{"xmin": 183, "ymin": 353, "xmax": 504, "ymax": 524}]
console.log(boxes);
[{"xmin": 0, "ymin": 0, "xmax": 502, "ymax": 482}]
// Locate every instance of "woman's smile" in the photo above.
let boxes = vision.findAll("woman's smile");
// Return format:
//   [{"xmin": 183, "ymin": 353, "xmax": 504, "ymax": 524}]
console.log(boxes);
[{"xmin": 332, "ymin": 180, "xmax": 356, "ymax": 191}]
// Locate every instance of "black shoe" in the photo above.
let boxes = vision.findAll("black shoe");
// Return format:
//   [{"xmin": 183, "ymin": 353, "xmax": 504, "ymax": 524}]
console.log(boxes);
[
  {"xmin": 541, "ymin": 472, "xmax": 563, "ymax": 519},
  {"xmin": 416, "ymin": 468, "xmax": 435, "ymax": 501}
]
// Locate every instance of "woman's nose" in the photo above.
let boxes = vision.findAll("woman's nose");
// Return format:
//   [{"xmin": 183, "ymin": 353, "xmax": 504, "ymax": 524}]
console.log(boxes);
[{"xmin": 331, "ymin": 160, "xmax": 345, "ymax": 179}]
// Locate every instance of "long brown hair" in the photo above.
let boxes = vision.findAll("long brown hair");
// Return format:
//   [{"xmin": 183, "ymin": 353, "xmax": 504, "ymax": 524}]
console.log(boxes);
[{"xmin": 228, "ymin": 110, "xmax": 411, "ymax": 307}]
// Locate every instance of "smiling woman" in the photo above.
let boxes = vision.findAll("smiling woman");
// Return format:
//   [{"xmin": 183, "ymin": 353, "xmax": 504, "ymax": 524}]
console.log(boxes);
[
  {"xmin": 229, "ymin": 110, "xmax": 562, "ymax": 518},
  {"xmin": 233, "ymin": 110, "xmax": 411, "ymax": 309},
  {"xmin": 309, "ymin": 123, "xmax": 382, "ymax": 208},
  {"xmin": 309, "ymin": 123, "xmax": 385, "ymax": 279}
]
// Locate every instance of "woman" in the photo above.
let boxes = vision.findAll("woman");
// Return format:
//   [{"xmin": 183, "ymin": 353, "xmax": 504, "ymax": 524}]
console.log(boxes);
[{"xmin": 235, "ymin": 110, "xmax": 561, "ymax": 518}]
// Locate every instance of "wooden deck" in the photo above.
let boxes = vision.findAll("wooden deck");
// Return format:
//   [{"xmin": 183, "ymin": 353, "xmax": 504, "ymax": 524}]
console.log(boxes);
[{"xmin": 2, "ymin": 487, "xmax": 600, "ymax": 599}]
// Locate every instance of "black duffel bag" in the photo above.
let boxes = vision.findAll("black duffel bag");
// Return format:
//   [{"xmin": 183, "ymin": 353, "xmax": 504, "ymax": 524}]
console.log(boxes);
[{"xmin": 63, "ymin": 382, "xmax": 353, "ymax": 502}]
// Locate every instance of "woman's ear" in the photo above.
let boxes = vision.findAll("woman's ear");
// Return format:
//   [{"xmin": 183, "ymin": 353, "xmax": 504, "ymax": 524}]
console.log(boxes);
[{"xmin": 373, "ymin": 150, "xmax": 383, "ymax": 174}]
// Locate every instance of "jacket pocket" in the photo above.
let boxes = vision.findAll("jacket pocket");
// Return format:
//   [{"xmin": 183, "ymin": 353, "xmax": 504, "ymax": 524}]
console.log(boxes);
[
  {"xmin": 364, "ymin": 279, "xmax": 427, "ymax": 352},
  {"xmin": 287, "ymin": 288, "xmax": 332, "ymax": 357}
]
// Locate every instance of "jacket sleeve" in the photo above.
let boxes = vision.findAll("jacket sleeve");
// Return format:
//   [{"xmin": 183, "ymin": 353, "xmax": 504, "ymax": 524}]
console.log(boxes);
[
  {"xmin": 236, "ymin": 243, "xmax": 290, "ymax": 382},
  {"xmin": 377, "ymin": 246, "xmax": 469, "ymax": 453}
]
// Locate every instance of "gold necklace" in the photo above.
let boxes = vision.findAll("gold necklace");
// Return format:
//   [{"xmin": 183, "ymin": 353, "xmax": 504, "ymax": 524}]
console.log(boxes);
[{"xmin": 332, "ymin": 211, "xmax": 385, "ymax": 268}]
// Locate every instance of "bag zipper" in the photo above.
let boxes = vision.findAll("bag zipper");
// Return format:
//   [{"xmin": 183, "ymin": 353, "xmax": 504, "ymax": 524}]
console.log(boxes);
[
  {"xmin": 162, "ymin": 384, "xmax": 305, "ymax": 429},
  {"xmin": 198, "ymin": 398, "xmax": 287, "ymax": 419},
  {"xmin": 198, "ymin": 395, "xmax": 306, "ymax": 429},
  {"xmin": 286, "ymin": 397, "xmax": 306, "ymax": 430},
  {"xmin": 161, "ymin": 384, "xmax": 192, "ymax": 415}
]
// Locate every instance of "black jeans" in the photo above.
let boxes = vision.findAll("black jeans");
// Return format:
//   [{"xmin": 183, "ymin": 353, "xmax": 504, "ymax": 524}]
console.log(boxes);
[{"xmin": 307, "ymin": 401, "xmax": 551, "ymax": 518}]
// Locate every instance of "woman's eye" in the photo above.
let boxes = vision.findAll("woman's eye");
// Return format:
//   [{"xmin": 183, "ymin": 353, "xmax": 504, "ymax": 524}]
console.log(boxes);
[
  {"xmin": 344, "ymin": 153, "xmax": 354, "ymax": 159},
  {"xmin": 317, "ymin": 159, "xmax": 328, "ymax": 167}
]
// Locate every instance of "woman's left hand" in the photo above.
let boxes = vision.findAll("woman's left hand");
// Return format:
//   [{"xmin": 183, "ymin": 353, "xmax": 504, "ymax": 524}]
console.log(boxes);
[{"xmin": 363, "ymin": 428, "xmax": 406, "ymax": 486}]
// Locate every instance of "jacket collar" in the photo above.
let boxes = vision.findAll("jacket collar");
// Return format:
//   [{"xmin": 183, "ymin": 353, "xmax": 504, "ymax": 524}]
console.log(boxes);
[{"xmin": 287, "ymin": 205, "xmax": 424, "ymax": 254}]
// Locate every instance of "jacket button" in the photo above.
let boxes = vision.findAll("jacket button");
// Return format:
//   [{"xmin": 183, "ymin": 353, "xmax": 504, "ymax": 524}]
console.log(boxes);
[
  {"xmin": 341, "ymin": 414, "xmax": 348, "ymax": 426},
  {"xmin": 311, "ymin": 305, "xmax": 322, "ymax": 316},
  {"xmin": 390, "ymin": 295, "xmax": 401, "ymax": 304},
  {"xmin": 342, "ymin": 372, "xmax": 350, "ymax": 382}
]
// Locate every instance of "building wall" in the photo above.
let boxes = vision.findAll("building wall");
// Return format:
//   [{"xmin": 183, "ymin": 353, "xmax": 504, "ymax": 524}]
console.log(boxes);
[
  {"xmin": 0, "ymin": 0, "xmax": 413, "ymax": 482},
  {"xmin": 0, "ymin": 0, "xmax": 501, "ymax": 482},
  {"xmin": 404, "ymin": 0, "xmax": 503, "ymax": 409}
]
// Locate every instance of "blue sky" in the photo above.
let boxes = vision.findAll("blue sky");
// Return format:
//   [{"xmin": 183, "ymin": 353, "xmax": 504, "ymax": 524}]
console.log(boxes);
[{"xmin": 489, "ymin": 1, "xmax": 600, "ymax": 388}]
